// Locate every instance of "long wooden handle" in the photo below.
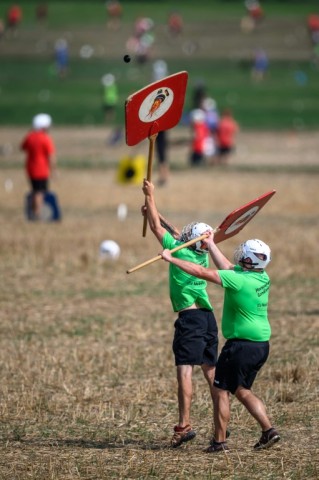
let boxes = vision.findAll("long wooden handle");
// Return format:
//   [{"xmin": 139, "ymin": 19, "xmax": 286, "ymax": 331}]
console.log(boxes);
[
  {"xmin": 127, "ymin": 233, "xmax": 209, "ymax": 274},
  {"xmin": 142, "ymin": 133, "xmax": 158, "ymax": 237}
]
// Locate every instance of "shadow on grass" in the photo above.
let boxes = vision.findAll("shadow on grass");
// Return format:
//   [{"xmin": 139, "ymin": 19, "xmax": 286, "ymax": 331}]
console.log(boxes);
[{"xmin": 3, "ymin": 438, "xmax": 168, "ymax": 451}]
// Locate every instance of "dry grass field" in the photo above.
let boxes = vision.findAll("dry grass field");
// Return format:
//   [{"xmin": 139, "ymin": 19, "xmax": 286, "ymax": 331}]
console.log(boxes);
[{"xmin": 0, "ymin": 127, "xmax": 318, "ymax": 479}]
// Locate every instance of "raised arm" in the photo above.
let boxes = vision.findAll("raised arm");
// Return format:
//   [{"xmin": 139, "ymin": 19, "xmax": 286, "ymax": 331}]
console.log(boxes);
[
  {"xmin": 161, "ymin": 249, "xmax": 222, "ymax": 285},
  {"xmin": 204, "ymin": 231, "xmax": 234, "ymax": 270},
  {"xmin": 142, "ymin": 179, "xmax": 166, "ymax": 243},
  {"xmin": 158, "ymin": 212, "xmax": 180, "ymax": 239}
]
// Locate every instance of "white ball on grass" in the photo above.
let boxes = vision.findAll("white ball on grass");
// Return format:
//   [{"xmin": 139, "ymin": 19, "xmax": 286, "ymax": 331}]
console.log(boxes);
[{"xmin": 99, "ymin": 240, "xmax": 121, "ymax": 260}]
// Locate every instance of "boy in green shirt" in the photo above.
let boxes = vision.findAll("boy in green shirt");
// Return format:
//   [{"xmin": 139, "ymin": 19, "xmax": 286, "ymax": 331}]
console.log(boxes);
[
  {"xmin": 161, "ymin": 232, "xmax": 280, "ymax": 453},
  {"xmin": 142, "ymin": 179, "xmax": 219, "ymax": 448}
]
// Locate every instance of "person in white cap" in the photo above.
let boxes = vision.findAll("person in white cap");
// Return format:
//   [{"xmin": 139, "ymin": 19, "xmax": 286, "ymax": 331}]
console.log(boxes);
[{"xmin": 20, "ymin": 113, "xmax": 56, "ymax": 220}]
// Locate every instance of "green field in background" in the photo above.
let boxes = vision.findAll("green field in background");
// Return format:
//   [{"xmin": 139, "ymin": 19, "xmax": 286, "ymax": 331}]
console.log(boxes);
[
  {"xmin": 1, "ymin": 57, "xmax": 318, "ymax": 129},
  {"xmin": 1, "ymin": 0, "xmax": 318, "ymax": 26},
  {"xmin": 1, "ymin": 0, "xmax": 319, "ymax": 129}
]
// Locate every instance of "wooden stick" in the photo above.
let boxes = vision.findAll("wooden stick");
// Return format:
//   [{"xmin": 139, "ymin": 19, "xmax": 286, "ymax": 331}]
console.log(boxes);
[
  {"xmin": 142, "ymin": 133, "xmax": 158, "ymax": 237},
  {"xmin": 127, "ymin": 234, "xmax": 209, "ymax": 274}
]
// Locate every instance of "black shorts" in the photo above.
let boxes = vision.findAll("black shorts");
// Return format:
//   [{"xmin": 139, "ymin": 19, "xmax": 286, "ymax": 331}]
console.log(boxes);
[
  {"xmin": 218, "ymin": 146, "xmax": 233, "ymax": 155},
  {"xmin": 173, "ymin": 308, "xmax": 218, "ymax": 366},
  {"xmin": 190, "ymin": 151, "xmax": 204, "ymax": 166},
  {"xmin": 214, "ymin": 339, "xmax": 269, "ymax": 394},
  {"xmin": 30, "ymin": 178, "xmax": 48, "ymax": 193},
  {"xmin": 103, "ymin": 104, "xmax": 116, "ymax": 113}
]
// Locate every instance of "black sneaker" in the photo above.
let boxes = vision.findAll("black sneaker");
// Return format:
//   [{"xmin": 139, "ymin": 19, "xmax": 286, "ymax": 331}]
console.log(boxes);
[
  {"xmin": 254, "ymin": 428, "xmax": 280, "ymax": 450},
  {"xmin": 204, "ymin": 439, "xmax": 229, "ymax": 453}
]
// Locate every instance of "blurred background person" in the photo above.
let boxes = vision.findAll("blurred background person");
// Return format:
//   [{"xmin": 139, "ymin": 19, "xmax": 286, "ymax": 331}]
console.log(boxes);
[
  {"xmin": 307, "ymin": 12, "xmax": 319, "ymax": 46},
  {"xmin": 251, "ymin": 48, "xmax": 269, "ymax": 82},
  {"xmin": 152, "ymin": 59, "xmax": 168, "ymax": 82},
  {"xmin": 214, "ymin": 109, "xmax": 239, "ymax": 166},
  {"xmin": 101, "ymin": 73, "xmax": 119, "ymax": 124},
  {"xmin": 192, "ymin": 79, "xmax": 207, "ymax": 110},
  {"xmin": 54, "ymin": 38, "xmax": 69, "ymax": 78},
  {"xmin": 20, "ymin": 114, "xmax": 56, "ymax": 221},
  {"xmin": 191, "ymin": 80, "xmax": 220, "ymax": 134},
  {"xmin": 167, "ymin": 10, "xmax": 183, "ymax": 37},
  {"xmin": 0, "ymin": 17, "xmax": 4, "ymax": 40},
  {"xmin": 245, "ymin": 0, "xmax": 264, "ymax": 27},
  {"xmin": 202, "ymin": 97, "xmax": 220, "ymax": 133},
  {"xmin": 5, "ymin": 4, "xmax": 22, "ymax": 38},
  {"xmin": 105, "ymin": 0, "xmax": 123, "ymax": 31},
  {"xmin": 126, "ymin": 16, "xmax": 155, "ymax": 66},
  {"xmin": 155, "ymin": 130, "xmax": 169, "ymax": 186},
  {"xmin": 189, "ymin": 108, "xmax": 216, "ymax": 167},
  {"xmin": 101, "ymin": 73, "xmax": 122, "ymax": 145},
  {"xmin": 35, "ymin": 3, "xmax": 48, "ymax": 24}
]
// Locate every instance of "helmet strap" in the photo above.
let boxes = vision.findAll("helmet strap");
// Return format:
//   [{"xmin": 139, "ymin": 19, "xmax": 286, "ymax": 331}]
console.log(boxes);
[
  {"xmin": 240, "ymin": 259, "xmax": 260, "ymax": 269},
  {"xmin": 240, "ymin": 260, "xmax": 264, "ymax": 271}
]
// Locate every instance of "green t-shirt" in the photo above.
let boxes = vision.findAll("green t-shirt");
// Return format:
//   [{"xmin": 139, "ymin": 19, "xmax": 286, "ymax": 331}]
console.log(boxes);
[
  {"xmin": 218, "ymin": 265, "xmax": 271, "ymax": 341},
  {"xmin": 162, "ymin": 231, "xmax": 213, "ymax": 312},
  {"xmin": 103, "ymin": 84, "xmax": 118, "ymax": 106}
]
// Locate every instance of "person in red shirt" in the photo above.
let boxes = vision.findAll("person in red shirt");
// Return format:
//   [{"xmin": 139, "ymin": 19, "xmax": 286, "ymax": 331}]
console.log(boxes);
[
  {"xmin": 105, "ymin": 1, "xmax": 123, "ymax": 31},
  {"xmin": 214, "ymin": 109, "xmax": 239, "ymax": 166},
  {"xmin": 168, "ymin": 11, "xmax": 183, "ymax": 36},
  {"xmin": 21, "ymin": 113, "xmax": 56, "ymax": 220},
  {"xmin": 307, "ymin": 13, "xmax": 319, "ymax": 45},
  {"xmin": 6, "ymin": 4, "xmax": 22, "ymax": 37},
  {"xmin": 245, "ymin": 0, "xmax": 264, "ymax": 24},
  {"xmin": 189, "ymin": 109, "xmax": 215, "ymax": 166}
]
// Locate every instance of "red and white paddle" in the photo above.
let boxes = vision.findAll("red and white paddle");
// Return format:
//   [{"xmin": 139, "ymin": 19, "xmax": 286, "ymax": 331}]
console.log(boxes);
[
  {"xmin": 213, "ymin": 189, "xmax": 276, "ymax": 244},
  {"xmin": 126, "ymin": 190, "xmax": 276, "ymax": 274},
  {"xmin": 125, "ymin": 71, "xmax": 188, "ymax": 236}
]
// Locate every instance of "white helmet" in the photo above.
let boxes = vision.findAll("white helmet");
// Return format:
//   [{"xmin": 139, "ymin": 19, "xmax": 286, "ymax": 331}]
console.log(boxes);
[
  {"xmin": 234, "ymin": 239, "xmax": 271, "ymax": 269},
  {"xmin": 101, "ymin": 73, "xmax": 115, "ymax": 86},
  {"xmin": 190, "ymin": 108, "xmax": 206, "ymax": 123},
  {"xmin": 32, "ymin": 113, "xmax": 52, "ymax": 130},
  {"xmin": 180, "ymin": 222, "xmax": 213, "ymax": 254}
]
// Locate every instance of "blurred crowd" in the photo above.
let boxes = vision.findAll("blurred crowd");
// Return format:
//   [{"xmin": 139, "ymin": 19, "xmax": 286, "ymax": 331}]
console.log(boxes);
[
  {"xmin": 1, "ymin": 0, "xmax": 317, "ymax": 206},
  {"xmin": 188, "ymin": 82, "xmax": 239, "ymax": 168}
]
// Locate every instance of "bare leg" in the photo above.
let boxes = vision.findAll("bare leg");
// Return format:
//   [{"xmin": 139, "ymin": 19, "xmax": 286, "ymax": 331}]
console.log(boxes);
[
  {"xmin": 32, "ymin": 191, "xmax": 44, "ymax": 219},
  {"xmin": 201, "ymin": 364, "xmax": 215, "ymax": 401},
  {"xmin": 158, "ymin": 162, "xmax": 169, "ymax": 185},
  {"xmin": 235, "ymin": 386, "xmax": 272, "ymax": 431},
  {"xmin": 212, "ymin": 386, "xmax": 230, "ymax": 442},
  {"xmin": 176, "ymin": 365, "xmax": 193, "ymax": 426},
  {"xmin": 219, "ymin": 153, "xmax": 230, "ymax": 166}
]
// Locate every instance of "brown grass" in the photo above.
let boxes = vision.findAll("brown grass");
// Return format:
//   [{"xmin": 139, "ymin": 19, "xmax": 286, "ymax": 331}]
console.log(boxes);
[{"xmin": 0, "ymin": 127, "xmax": 318, "ymax": 479}]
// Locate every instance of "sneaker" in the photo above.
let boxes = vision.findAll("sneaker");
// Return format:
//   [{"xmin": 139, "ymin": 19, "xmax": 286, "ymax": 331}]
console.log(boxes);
[
  {"xmin": 254, "ymin": 428, "xmax": 280, "ymax": 450},
  {"xmin": 171, "ymin": 424, "xmax": 196, "ymax": 448},
  {"xmin": 204, "ymin": 439, "xmax": 229, "ymax": 453}
]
